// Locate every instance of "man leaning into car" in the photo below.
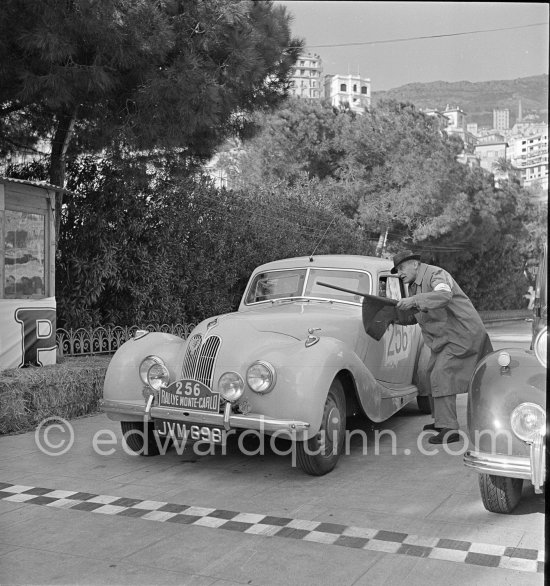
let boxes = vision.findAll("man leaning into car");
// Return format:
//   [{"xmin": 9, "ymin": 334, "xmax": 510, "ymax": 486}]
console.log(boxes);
[{"xmin": 391, "ymin": 250, "xmax": 493, "ymax": 445}]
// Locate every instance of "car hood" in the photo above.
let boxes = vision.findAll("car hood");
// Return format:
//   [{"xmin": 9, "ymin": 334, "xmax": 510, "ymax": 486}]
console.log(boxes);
[{"xmin": 199, "ymin": 301, "xmax": 361, "ymax": 342}]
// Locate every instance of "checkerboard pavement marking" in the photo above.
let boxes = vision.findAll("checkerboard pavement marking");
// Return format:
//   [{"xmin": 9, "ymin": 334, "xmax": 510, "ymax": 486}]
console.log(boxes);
[{"xmin": 0, "ymin": 481, "xmax": 544, "ymax": 574}]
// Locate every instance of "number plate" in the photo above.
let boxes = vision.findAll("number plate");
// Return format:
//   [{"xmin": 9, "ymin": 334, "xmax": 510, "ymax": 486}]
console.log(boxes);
[
  {"xmin": 155, "ymin": 420, "xmax": 226, "ymax": 445},
  {"xmin": 159, "ymin": 379, "xmax": 221, "ymax": 413}
]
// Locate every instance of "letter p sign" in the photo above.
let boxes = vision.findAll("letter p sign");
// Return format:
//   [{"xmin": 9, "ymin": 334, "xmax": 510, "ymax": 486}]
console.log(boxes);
[{"xmin": 15, "ymin": 308, "xmax": 57, "ymax": 367}]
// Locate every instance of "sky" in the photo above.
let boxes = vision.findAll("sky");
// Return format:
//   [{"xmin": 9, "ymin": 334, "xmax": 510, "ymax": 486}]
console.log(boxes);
[{"xmin": 276, "ymin": 1, "xmax": 549, "ymax": 91}]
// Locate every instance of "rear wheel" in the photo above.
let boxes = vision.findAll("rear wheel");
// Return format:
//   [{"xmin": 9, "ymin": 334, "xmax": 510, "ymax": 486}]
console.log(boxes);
[
  {"xmin": 296, "ymin": 379, "xmax": 346, "ymax": 476},
  {"xmin": 120, "ymin": 421, "xmax": 162, "ymax": 456},
  {"xmin": 416, "ymin": 396, "xmax": 432, "ymax": 414},
  {"xmin": 478, "ymin": 473, "xmax": 523, "ymax": 513}
]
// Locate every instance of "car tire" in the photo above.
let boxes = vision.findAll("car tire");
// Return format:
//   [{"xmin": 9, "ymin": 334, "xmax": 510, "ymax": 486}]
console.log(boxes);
[
  {"xmin": 416, "ymin": 396, "xmax": 432, "ymax": 414},
  {"xmin": 296, "ymin": 379, "xmax": 346, "ymax": 476},
  {"xmin": 120, "ymin": 421, "xmax": 162, "ymax": 456},
  {"xmin": 478, "ymin": 473, "xmax": 523, "ymax": 513}
]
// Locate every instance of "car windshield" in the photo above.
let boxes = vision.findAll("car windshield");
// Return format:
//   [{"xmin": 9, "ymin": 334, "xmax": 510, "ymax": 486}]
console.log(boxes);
[{"xmin": 245, "ymin": 268, "xmax": 371, "ymax": 305}]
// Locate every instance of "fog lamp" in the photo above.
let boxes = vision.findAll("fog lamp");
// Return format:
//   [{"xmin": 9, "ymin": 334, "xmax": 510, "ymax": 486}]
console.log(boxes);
[
  {"xmin": 219, "ymin": 372, "xmax": 244, "ymax": 402},
  {"xmin": 247, "ymin": 361, "xmax": 276, "ymax": 394},
  {"xmin": 511, "ymin": 402, "xmax": 546, "ymax": 442}
]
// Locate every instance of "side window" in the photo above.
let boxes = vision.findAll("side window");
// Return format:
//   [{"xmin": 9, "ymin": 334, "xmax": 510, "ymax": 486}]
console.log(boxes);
[{"xmin": 378, "ymin": 276, "xmax": 403, "ymax": 300}]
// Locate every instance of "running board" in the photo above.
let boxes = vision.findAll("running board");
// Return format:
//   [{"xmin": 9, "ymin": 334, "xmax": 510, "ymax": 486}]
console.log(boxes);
[{"xmin": 377, "ymin": 382, "xmax": 418, "ymax": 399}]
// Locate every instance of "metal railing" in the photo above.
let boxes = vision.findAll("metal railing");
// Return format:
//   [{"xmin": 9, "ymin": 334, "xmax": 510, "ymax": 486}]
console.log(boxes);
[
  {"xmin": 56, "ymin": 309, "xmax": 531, "ymax": 357},
  {"xmin": 56, "ymin": 323, "xmax": 195, "ymax": 357}
]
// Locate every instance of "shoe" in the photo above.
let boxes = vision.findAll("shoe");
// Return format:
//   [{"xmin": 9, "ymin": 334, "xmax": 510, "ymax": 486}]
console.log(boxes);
[
  {"xmin": 423, "ymin": 423, "xmax": 442, "ymax": 431},
  {"xmin": 428, "ymin": 428, "xmax": 461, "ymax": 444}
]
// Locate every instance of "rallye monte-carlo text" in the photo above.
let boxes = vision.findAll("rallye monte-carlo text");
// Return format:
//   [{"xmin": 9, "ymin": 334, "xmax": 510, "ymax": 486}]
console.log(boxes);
[{"xmin": 101, "ymin": 255, "xmax": 432, "ymax": 475}]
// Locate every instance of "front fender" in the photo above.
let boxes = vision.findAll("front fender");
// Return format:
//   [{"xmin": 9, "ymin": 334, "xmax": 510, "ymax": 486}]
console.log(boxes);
[
  {"xmin": 467, "ymin": 348, "xmax": 546, "ymax": 457},
  {"xmin": 253, "ymin": 336, "xmax": 390, "ymax": 435},
  {"xmin": 103, "ymin": 332, "xmax": 186, "ymax": 416},
  {"xmin": 238, "ymin": 337, "xmax": 359, "ymax": 439}
]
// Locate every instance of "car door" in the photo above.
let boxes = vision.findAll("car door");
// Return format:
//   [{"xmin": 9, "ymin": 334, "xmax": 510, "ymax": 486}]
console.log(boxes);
[{"xmin": 366, "ymin": 273, "xmax": 419, "ymax": 384}]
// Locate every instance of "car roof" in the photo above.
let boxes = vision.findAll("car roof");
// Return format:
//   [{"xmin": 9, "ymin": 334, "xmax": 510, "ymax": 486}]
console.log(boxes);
[{"xmin": 252, "ymin": 254, "xmax": 394, "ymax": 273}]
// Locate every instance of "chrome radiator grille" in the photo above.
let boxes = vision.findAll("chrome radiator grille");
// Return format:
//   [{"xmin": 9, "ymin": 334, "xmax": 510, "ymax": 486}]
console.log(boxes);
[{"xmin": 181, "ymin": 334, "xmax": 221, "ymax": 388}]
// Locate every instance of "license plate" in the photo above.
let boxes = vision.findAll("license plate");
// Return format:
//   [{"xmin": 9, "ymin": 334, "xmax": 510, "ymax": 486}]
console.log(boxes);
[
  {"xmin": 158, "ymin": 379, "xmax": 221, "ymax": 413},
  {"xmin": 154, "ymin": 420, "xmax": 226, "ymax": 445}
]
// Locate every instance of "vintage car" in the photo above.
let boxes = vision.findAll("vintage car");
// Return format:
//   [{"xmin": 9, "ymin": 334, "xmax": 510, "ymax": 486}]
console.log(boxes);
[
  {"xmin": 101, "ymin": 254, "xmax": 432, "ymax": 475},
  {"xmin": 464, "ymin": 245, "xmax": 547, "ymax": 513}
]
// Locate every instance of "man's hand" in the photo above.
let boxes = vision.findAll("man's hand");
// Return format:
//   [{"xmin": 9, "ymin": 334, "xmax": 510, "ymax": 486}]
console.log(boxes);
[{"xmin": 396, "ymin": 297, "xmax": 417, "ymax": 311}]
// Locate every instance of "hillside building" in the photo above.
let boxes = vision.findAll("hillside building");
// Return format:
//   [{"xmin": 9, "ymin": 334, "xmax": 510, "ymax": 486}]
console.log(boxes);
[
  {"xmin": 423, "ymin": 109, "xmax": 449, "ymax": 132},
  {"xmin": 324, "ymin": 74, "xmax": 371, "ymax": 114},
  {"xmin": 493, "ymin": 108, "xmax": 510, "ymax": 131},
  {"xmin": 289, "ymin": 53, "xmax": 323, "ymax": 99},
  {"xmin": 509, "ymin": 128, "xmax": 549, "ymax": 192},
  {"xmin": 442, "ymin": 106, "xmax": 477, "ymax": 152},
  {"xmin": 473, "ymin": 139, "xmax": 508, "ymax": 173}
]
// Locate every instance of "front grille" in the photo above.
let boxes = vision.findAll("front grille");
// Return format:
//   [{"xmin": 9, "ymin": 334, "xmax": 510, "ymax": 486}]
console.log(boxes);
[{"xmin": 181, "ymin": 334, "xmax": 221, "ymax": 388}]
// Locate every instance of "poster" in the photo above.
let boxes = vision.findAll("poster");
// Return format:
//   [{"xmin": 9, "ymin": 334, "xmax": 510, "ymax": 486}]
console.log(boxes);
[{"xmin": 0, "ymin": 297, "xmax": 56, "ymax": 370}]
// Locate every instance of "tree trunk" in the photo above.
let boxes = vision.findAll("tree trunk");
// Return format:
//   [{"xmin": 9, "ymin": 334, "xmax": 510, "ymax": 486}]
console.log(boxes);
[
  {"xmin": 49, "ymin": 108, "xmax": 77, "ymax": 244},
  {"xmin": 375, "ymin": 226, "xmax": 389, "ymax": 257}
]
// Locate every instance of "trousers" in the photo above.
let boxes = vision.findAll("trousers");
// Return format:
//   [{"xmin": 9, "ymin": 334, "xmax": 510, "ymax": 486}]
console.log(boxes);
[{"xmin": 430, "ymin": 394, "xmax": 459, "ymax": 430}]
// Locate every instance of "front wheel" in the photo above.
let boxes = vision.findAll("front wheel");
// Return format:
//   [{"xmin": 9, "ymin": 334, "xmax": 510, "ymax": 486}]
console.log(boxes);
[
  {"xmin": 296, "ymin": 379, "xmax": 346, "ymax": 476},
  {"xmin": 120, "ymin": 421, "xmax": 162, "ymax": 456},
  {"xmin": 478, "ymin": 473, "xmax": 523, "ymax": 513}
]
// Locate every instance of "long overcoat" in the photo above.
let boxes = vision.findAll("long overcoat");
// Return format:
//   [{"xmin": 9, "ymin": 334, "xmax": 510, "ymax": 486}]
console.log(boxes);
[{"xmin": 397, "ymin": 263, "xmax": 492, "ymax": 397}]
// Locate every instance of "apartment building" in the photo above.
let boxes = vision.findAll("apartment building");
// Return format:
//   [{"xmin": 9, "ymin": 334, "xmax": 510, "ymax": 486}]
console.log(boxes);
[
  {"xmin": 323, "ymin": 74, "xmax": 371, "ymax": 113},
  {"xmin": 493, "ymin": 108, "xmax": 510, "ymax": 131},
  {"xmin": 509, "ymin": 129, "xmax": 549, "ymax": 191},
  {"xmin": 289, "ymin": 52, "xmax": 323, "ymax": 99}
]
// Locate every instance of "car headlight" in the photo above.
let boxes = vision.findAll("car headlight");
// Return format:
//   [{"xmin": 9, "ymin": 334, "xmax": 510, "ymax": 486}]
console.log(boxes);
[
  {"xmin": 510, "ymin": 402, "xmax": 546, "ymax": 442},
  {"xmin": 139, "ymin": 355, "xmax": 170, "ymax": 390},
  {"xmin": 533, "ymin": 326, "xmax": 547, "ymax": 368},
  {"xmin": 247, "ymin": 361, "xmax": 276, "ymax": 394},
  {"xmin": 218, "ymin": 372, "xmax": 244, "ymax": 402}
]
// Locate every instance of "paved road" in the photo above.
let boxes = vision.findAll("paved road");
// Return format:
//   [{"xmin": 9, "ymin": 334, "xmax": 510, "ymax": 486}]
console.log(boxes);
[
  {"xmin": 0, "ymin": 320, "xmax": 544, "ymax": 585},
  {"xmin": 484, "ymin": 319, "xmax": 533, "ymax": 349}
]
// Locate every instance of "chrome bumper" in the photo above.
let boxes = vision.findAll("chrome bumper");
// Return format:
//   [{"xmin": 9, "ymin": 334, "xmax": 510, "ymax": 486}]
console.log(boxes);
[
  {"xmin": 464, "ymin": 433, "xmax": 546, "ymax": 493},
  {"xmin": 100, "ymin": 399, "xmax": 311, "ymax": 435}
]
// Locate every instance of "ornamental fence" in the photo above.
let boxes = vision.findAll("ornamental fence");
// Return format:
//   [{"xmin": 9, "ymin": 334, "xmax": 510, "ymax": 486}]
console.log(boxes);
[
  {"xmin": 56, "ymin": 323, "xmax": 195, "ymax": 357},
  {"xmin": 56, "ymin": 310, "xmax": 532, "ymax": 357}
]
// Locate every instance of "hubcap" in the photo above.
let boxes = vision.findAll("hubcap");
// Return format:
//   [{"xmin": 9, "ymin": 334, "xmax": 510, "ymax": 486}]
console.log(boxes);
[{"xmin": 326, "ymin": 405, "xmax": 341, "ymax": 437}]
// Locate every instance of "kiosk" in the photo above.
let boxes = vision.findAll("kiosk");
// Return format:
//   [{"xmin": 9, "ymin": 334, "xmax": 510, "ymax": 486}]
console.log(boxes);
[{"xmin": 0, "ymin": 178, "xmax": 58, "ymax": 369}]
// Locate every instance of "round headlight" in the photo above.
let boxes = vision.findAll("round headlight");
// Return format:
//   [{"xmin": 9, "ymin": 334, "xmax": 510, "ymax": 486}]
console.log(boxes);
[
  {"xmin": 139, "ymin": 356, "xmax": 164, "ymax": 385},
  {"xmin": 510, "ymin": 402, "xmax": 546, "ymax": 442},
  {"xmin": 533, "ymin": 326, "xmax": 547, "ymax": 368},
  {"xmin": 218, "ymin": 372, "xmax": 244, "ymax": 403},
  {"xmin": 147, "ymin": 362, "xmax": 170, "ymax": 390},
  {"xmin": 247, "ymin": 361, "xmax": 276, "ymax": 394}
]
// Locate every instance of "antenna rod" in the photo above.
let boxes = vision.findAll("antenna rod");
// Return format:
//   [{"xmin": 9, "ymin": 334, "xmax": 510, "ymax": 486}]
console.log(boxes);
[{"xmin": 309, "ymin": 216, "xmax": 336, "ymax": 261}]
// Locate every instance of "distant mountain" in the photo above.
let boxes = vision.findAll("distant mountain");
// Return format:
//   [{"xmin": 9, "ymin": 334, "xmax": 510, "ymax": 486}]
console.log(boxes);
[{"xmin": 372, "ymin": 74, "xmax": 548, "ymax": 128}]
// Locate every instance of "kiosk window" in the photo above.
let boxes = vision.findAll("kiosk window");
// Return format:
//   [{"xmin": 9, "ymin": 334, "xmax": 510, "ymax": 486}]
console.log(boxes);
[{"xmin": 4, "ymin": 210, "xmax": 46, "ymax": 298}]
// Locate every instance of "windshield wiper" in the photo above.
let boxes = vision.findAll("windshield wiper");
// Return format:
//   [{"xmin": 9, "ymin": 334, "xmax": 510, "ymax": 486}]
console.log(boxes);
[{"xmin": 271, "ymin": 297, "xmax": 310, "ymax": 304}]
